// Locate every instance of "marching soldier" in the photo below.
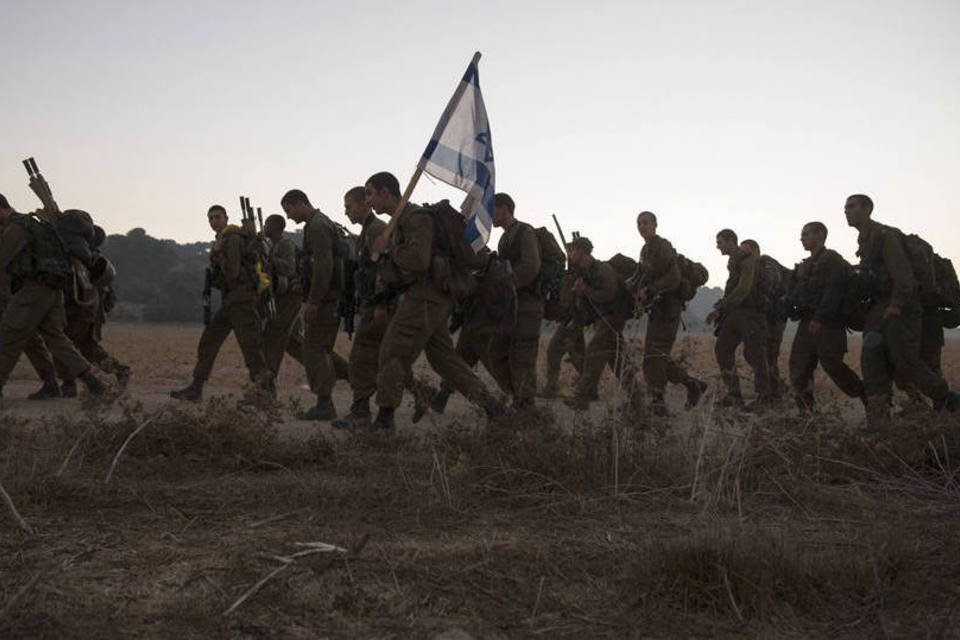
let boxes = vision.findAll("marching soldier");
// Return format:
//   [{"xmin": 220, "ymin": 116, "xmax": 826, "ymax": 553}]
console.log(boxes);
[
  {"xmin": 261, "ymin": 214, "xmax": 309, "ymax": 379},
  {"xmin": 488, "ymin": 193, "xmax": 542, "ymax": 411},
  {"xmin": 0, "ymin": 194, "xmax": 108, "ymax": 401},
  {"xmin": 539, "ymin": 267, "xmax": 585, "ymax": 398},
  {"xmin": 740, "ymin": 239, "xmax": 790, "ymax": 398},
  {"xmin": 706, "ymin": 229, "xmax": 773, "ymax": 410},
  {"xmin": 365, "ymin": 171, "xmax": 505, "ymax": 431},
  {"xmin": 632, "ymin": 211, "xmax": 707, "ymax": 415},
  {"xmin": 844, "ymin": 194, "xmax": 956, "ymax": 428},
  {"xmin": 281, "ymin": 190, "xmax": 343, "ymax": 421},
  {"xmin": 786, "ymin": 222, "xmax": 865, "ymax": 410},
  {"xmin": 563, "ymin": 237, "xmax": 636, "ymax": 410},
  {"xmin": 170, "ymin": 205, "xmax": 269, "ymax": 402}
]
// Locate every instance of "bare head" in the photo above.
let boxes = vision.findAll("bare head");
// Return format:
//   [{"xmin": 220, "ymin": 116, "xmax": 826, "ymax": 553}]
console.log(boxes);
[
  {"xmin": 364, "ymin": 172, "xmax": 401, "ymax": 216},
  {"xmin": 281, "ymin": 189, "xmax": 313, "ymax": 224},
  {"xmin": 207, "ymin": 205, "xmax": 228, "ymax": 234},
  {"xmin": 636, "ymin": 210, "xmax": 657, "ymax": 240},
  {"xmin": 493, "ymin": 192, "xmax": 515, "ymax": 228},
  {"xmin": 343, "ymin": 186, "xmax": 370, "ymax": 225},
  {"xmin": 264, "ymin": 214, "xmax": 286, "ymax": 240},
  {"xmin": 801, "ymin": 221, "xmax": 827, "ymax": 253},
  {"xmin": 844, "ymin": 194, "xmax": 873, "ymax": 229},
  {"xmin": 567, "ymin": 236, "xmax": 594, "ymax": 268},
  {"xmin": 715, "ymin": 229, "xmax": 738, "ymax": 256}
]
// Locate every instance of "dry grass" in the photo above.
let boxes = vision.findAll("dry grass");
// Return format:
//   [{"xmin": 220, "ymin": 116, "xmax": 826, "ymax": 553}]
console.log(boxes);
[{"xmin": 1, "ymin": 324, "xmax": 959, "ymax": 638}]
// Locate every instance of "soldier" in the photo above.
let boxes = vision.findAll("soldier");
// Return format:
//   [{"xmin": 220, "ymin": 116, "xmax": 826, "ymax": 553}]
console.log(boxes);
[
  {"xmin": 539, "ymin": 266, "xmax": 586, "ymax": 398},
  {"xmin": 786, "ymin": 222, "xmax": 865, "ymax": 411},
  {"xmin": 740, "ymin": 239, "xmax": 790, "ymax": 398},
  {"xmin": 260, "ymin": 214, "xmax": 310, "ymax": 380},
  {"xmin": 170, "ymin": 204, "xmax": 269, "ymax": 402},
  {"xmin": 844, "ymin": 194, "xmax": 956, "ymax": 427},
  {"xmin": 281, "ymin": 190, "xmax": 343, "ymax": 421},
  {"xmin": 563, "ymin": 237, "xmax": 636, "ymax": 410},
  {"xmin": 365, "ymin": 171, "xmax": 505, "ymax": 431},
  {"xmin": 487, "ymin": 193, "xmax": 542, "ymax": 411},
  {"xmin": 54, "ymin": 224, "xmax": 131, "ymax": 397},
  {"xmin": 706, "ymin": 229, "xmax": 773, "ymax": 410},
  {"xmin": 632, "ymin": 211, "xmax": 707, "ymax": 416},
  {"xmin": 0, "ymin": 194, "xmax": 108, "ymax": 400}
]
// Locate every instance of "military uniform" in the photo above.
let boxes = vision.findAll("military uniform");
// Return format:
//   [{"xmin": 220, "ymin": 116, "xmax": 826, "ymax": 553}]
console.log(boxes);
[
  {"xmin": 376, "ymin": 204, "xmax": 495, "ymax": 412},
  {"xmin": 856, "ymin": 219, "xmax": 948, "ymax": 424},
  {"xmin": 635, "ymin": 234, "xmax": 700, "ymax": 406},
  {"xmin": 190, "ymin": 225, "xmax": 267, "ymax": 384},
  {"xmin": 488, "ymin": 221, "xmax": 542, "ymax": 408},
  {"xmin": 571, "ymin": 258, "xmax": 635, "ymax": 403},
  {"xmin": 787, "ymin": 247, "xmax": 864, "ymax": 408},
  {"xmin": 55, "ymin": 284, "xmax": 130, "ymax": 387},
  {"xmin": 262, "ymin": 235, "xmax": 307, "ymax": 376},
  {"xmin": 345, "ymin": 212, "xmax": 389, "ymax": 405},
  {"xmin": 301, "ymin": 210, "xmax": 342, "ymax": 402},
  {"xmin": 714, "ymin": 247, "xmax": 772, "ymax": 404},
  {"xmin": 542, "ymin": 270, "xmax": 585, "ymax": 395},
  {"xmin": 0, "ymin": 271, "xmax": 57, "ymax": 384},
  {"xmin": 0, "ymin": 214, "xmax": 98, "ymax": 393}
]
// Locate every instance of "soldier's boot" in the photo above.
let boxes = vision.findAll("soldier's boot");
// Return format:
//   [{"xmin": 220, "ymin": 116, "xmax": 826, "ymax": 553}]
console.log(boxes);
[
  {"xmin": 683, "ymin": 378, "xmax": 708, "ymax": 409},
  {"xmin": 28, "ymin": 377, "xmax": 62, "ymax": 401},
  {"xmin": 369, "ymin": 407, "xmax": 396, "ymax": 433},
  {"xmin": 479, "ymin": 392, "xmax": 508, "ymax": 420},
  {"xmin": 304, "ymin": 396, "xmax": 337, "ymax": 421},
  {"xmin": 332, "ymin": 398, "xmax": 372, "ymax": 430},
  {"xmin": 61, "ymin": 380, "xmax": 78, "ymax": 398},
  {"xmin": 115, "ymin": 364, "xmax": 132, "ymax": 390},
  {"xmin": 650, "ymin": 394, "xmax": 668, "ymax": 418},
  {"xmin": 431, "ymin": 386, "xmax": 453, "ymax": 415},
  {"xmin": 411, "ymin": 386, "xmax": 437, "ymax": 424},
  {"xmin": 864, "ymin": 395, "xmax": 891, "ymax": 433},
  {"xmin": 79, "ymin": 370, "xmax": 109, "ymax": 397},
  {"xmin": 170, "ymin": 377, "xmax": 204, "ymax": 402},
  {"xmin": 933, "ymin": 391, "xmax": 960, "ymax": 413},
  {"xmin": 795, "ymin": 391, "xmax": 815, "ymax": 415}
]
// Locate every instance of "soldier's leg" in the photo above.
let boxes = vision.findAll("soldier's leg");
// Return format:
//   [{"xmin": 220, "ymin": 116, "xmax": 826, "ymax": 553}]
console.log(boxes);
[
  {"xmin": 569, "ymin": 325, "xmax": 586, "ymax": 373},
  {"xmin": 303, "ymin": 300, "xmax": 340, "ymax": 398},
  {"xmin": 740, "ymin": 310, "xmax": 772, "ymax": 400},
  {"xmin": 788, "ymin": 320, "xmax": 819, "ymax": 408},
  {"xmin": 263, "ymin": 292, "xmax": 302, "ymax": 376},
  {"xmin": 284, "ymin": 316, "xmax": 305, "ymax": 365},
  {"xmin": 861, "ymin": 304, "xmax": 894, "ymax": 427},
  {"xmin": 333, "ymin": 352, "xmax": 349, "ymax": 381},
  {"xmin": 34, "ymin": 302, "xmax": 92, "ymax": 383},
  {"xmin": 643, "ymin": 314, "xmax": 679, "ymax": 398},
  {"xmin": 576, "ymin": 322, "xmax": 617, "ymax": 399},
  {"xmin": 714, "ymin": 318, "xmax": 742, "ymax": 401},
  {"xmin": 422, "ymin": 303, "xmax": 497, "ymax": 410},
  {"xmin": 348, "ymin": 309, "xmax": 387, "ymax": 403},
  {"xmin": 377, "ymin": 296, "xmax": 436, "ymax": 410},
  {"xmin": 767, "ymin": 319, "xmax": 787, "ymax": 395},
  {"xmin": 506, "ymin": 300, "xmax": 543, "ymax": 407},
  {"xmin": 543, "ymin": 326, "xmax": 566, "ymax": 391},
  {"xmin": 919, "ymin": 306, "xmax": 945, "ymax": 378},
  {"xmin": 225, "ymin": 297, "xmax": 267, "ymax": 382},
  {"xmin": 884, "ymin": 303, "xmax": 947, "ymax": 404},
  {"xmin": 0, "ymin": 289, "xmax": 63, "ymax": 388},
  {"xmin": 815, "ymin": 326, "xmax": 865, "ymax": 400},
  {"xmin": 191, "ymin": 305, "xmax": 234, "ymax": 381},
  {"xmin": 487, "ymin": 333, "xmax": 515, "ymax": 398}
]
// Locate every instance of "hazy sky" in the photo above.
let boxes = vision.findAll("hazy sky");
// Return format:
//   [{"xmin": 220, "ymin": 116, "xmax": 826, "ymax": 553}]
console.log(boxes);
[{"xmin": 3, "ymin": 0, "xmax": 958, "ymax": 285}]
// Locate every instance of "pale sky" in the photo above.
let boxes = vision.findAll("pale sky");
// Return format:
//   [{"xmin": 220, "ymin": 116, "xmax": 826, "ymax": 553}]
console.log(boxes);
[{"xmin": 3, "ymin": 0, "xmax": 958, "ymax": 285}]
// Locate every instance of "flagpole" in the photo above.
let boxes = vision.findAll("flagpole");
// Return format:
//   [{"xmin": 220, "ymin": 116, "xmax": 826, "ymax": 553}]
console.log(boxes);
[{"xmin": 372, "ymin": 52, "xmax": 482, "ymax": 261}]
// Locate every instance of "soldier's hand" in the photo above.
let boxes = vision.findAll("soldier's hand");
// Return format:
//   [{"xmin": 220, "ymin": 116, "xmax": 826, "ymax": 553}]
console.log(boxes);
[
  {"xmin": 706, "ymin": 310, "xmax": 719, "ymax": 325},
  {"xmin": 808, "ymin": 320, "xmax": 822, "ymax": 334},
  {"xmin": 303, "ymin": 302, "xmax": 318, "ymax": 324},
  {"xmin": 371, "ymin": 231, "xmax": 390, "ymax": 258},
  {"xmin": 882, "ymin": 305, "xmax": 901, "ymax": 321}
]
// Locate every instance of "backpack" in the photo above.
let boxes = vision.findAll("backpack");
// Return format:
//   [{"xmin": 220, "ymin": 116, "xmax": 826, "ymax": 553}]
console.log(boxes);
[
  {"xmin": 899, "ymin": 233, "xmax": 937, "ymax": 304},
  {"xmin": 676, "ymin": 254, "xmax": 709, "ymax": 302},
  {"xmin": 530, "ymin": 226, "xmax": 566, "ymax": 301},
  {"xmin": 422, "ymin": 200, "xmax": 484, "ymax": 302},
  {"xmin": 933, "ymin": 254, "xmax": 960, "ymax": 309},
  {"xmin": 756, "ymin": 255, "xmax": 791, "ymax": 319},
  {"xmin": 8, "ymin": 214, "xmax": 75, "ymax": 291},
  {"xmin": 470, "ymin": 253, "xmax": 517, "ymax": 333},
  {"xmin": 606, "ymin": 254, "xmax": 640, "ymax": 318},
  {"xmin": 55, "ymin": 209, "xmax": 96, "ymax": 267}
]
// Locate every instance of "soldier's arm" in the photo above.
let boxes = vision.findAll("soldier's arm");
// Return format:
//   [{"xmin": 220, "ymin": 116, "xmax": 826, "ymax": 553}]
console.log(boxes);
[
  {"xmin": 307, "ymin": 224, "xmax": 334, "ymax": 305},
  {"xmin": 272, "ymin": 240, "xmax": 297, "ymax": 278},
  {"xmin": 586, "ymin": 263, "xmax": 618, "ymax": 305},
  {"xmin": 221, "ymin": 233, "xmax": 245, "ymax": 287},
  {"xmin": 719, "ymin": 255, "xmax": 757, "ymax": 310},
  {"xmin": 814, "ymin": 252, "xmax": 846, "ymax": 322},
  {"xmin": 646, "ymin": 239, "xmax": 681, "ymax": 295},
  {"xmin": 511, "ymin": 227, "xmax": 541, "ymax": 290},
  {"xmin": 366, "ymin": 218, "xmax": 387, "ymax": 254},
  {"xmin": 391, "ymin": 212, "xmax": 432, "ymax": 275},
  {"xmin": 0, "ymin": 224, "xmax": 31, "ymax": 272},
  {"xmin": 883, "ymin": 232, "xmax": 915, "ymax": 309}
]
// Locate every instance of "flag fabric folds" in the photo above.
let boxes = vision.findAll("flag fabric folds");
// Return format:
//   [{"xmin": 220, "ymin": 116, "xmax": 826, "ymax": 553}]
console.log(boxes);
[{"xmin": 420, "ymin": 55, "xmax": 495, "ymax": 251}]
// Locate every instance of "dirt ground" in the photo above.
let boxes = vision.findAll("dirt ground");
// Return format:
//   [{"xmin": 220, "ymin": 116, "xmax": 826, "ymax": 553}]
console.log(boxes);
[{"xmin": 1, "ymin": 323, "xmax": 959, "ymax": 639}]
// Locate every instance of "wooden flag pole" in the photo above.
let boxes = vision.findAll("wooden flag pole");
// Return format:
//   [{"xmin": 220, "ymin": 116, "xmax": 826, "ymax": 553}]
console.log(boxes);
[{"xmin": 372, "ymin": 51, "xmax": 482, "ymax": 261}]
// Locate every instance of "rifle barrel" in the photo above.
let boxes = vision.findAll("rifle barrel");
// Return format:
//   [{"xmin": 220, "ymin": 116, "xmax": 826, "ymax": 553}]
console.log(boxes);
[{"xmin": 28, "ymin": 157, "xmax": 39, "ymax": 176}]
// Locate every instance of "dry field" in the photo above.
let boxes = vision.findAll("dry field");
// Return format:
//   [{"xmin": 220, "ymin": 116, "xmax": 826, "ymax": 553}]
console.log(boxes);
[{"xmin": 1, "ymin": 323, "xmax": 959, "ymax": 639}]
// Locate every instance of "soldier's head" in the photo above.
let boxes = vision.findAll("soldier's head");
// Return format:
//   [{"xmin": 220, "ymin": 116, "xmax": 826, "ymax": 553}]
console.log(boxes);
[
  {"xmin": 281, "ymin": 189, "xmax": 313, "ymax": 223},
  {"xmin": 568, "ymin": 236, "xmax": 594, "ymax": 268},
  {"xmin": 92, "ymin": 225, "xmax": 106, "ymax": 250},
  {"xmin": 844, "ymin": 194, "xmax": 873, "ymax": 228},
  {"xmin": 740, "ymin": 239, "xmax": 760, "ymax": 257},
  {"xmin": 207, "ymin": 205, "xmax": 228, "ymax": 234},
  {"xmin": 344, "ymin": 186, "xmax": 371, "ymax": 225},
  {"xmin": 0, "ymin": 193, "xmax": 12, "ymax": 225},
  {"xmin": 264, "ymin": 214, "xmax": 286, "ymax": 241},
  {"xmin": 715, "ymin": 229, "xmax": 738, "ymax": 256},
  {"xmin": 801, "ymin": 221, "xmax": 827, "ymax": 253},
  {"xmin": 636, "ymin": 211, "xmax": 657, "ymax": 240},
  {"xmin": 493, "ymin": 193, "xmax": 515, "ymax": 228},
  {"xmin": 364, "ymin": 172, "xmax": 401, "ymax": 216}
]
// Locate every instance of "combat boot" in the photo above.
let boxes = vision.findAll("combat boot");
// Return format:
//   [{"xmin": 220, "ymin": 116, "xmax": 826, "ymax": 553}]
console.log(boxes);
[
  {"xmin": 431, "ymin": 387, "xmax": 452, "ymax": 414},
  {"xmin": 303, "ymin": 396, "xmax": 337, "ymax": 421},
  {"xmin": 115, "ymin": 364, "xmax": 132, "ymax": 389},
  {"xmin": 864, "ymin": 395, "xmax": 891, "ymax": 433},
  {"xmin": 933, "ymin": 391, "xmax": 960, "ymax": 413},
  {"xmin": 170, "ymin": 377, "xmax": 204, "ymax": 402},
  {"xmin": 684, "ymin": 378, "xmax": 707, "ymax": 409},
  {"xmin": 331, "ymin": 398, "xmax": 371, "ymax": 430},
  {"xmin": 79, "ymin": 370, "xmax": 109, "ymax": 397},
  {"xmin": 61, "ymin": 380, "xmax": 78, "ymax": 398},
  {"xmin": 28, "ymin": 378, "xmax": 62, "ymax": 401},
  {"xmin": 411, "ymin": 387, "xmax": 436, "ymax": 424},
  {"xmin": 369, "ymin": 407, "xmax": 396, "ymax": 433}
]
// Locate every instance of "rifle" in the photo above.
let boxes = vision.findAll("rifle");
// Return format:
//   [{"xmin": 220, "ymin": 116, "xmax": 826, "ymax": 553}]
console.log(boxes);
[
  {"xmin": 22, "ymin": 156, "xmax": 60, "ymax": 215},
  {"xmin": 552, "ymin": 214, "xmax": 568, "ymax": 257},
  {"xmin": 203, "ymin": 267, "xmax": 213, "ymax": 325},
  {"xmin": 240, "ymin": 196, "xmax": 277, "ymax": 329}
]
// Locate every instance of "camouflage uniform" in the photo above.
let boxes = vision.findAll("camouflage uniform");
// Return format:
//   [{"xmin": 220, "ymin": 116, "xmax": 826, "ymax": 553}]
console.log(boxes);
[
  {"xmin": 192, "ymin": 226, "xmax": 267, "ymax": 382},
  {"xmin": 787, "ymin": 247, "xmax": 864, "ymax": 407},
  {"xmin": 714, "ymin": 247, "xmax": 772, "ymax": 403},
  {"xmin": 488, "ymin": 220, "xmax": 543, "ymax": 408}
]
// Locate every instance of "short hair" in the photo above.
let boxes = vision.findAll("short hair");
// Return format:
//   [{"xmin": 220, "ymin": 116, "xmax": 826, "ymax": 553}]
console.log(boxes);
[
  {"xmin": 494, "ymin": 193, "xmax": 515, "ymax": 214},
  {"xmin": 717, "ymin": 229, "xmax": 738, "ymax": 244},
  {"xmin": 803, "ymin": 221, "xmax": 828, "ymax": 238},
  {"xmin": 344, "ymin": 186, "xmax": 366, "ymax": 204},
  {"xmin": 847, "ymin": 194, "xmax": 874, "ymax": 214},
  {"xmin": 637, "ymin": 210, "xmax": 657, "ymax": 225},
  {"xmin": 570, "ymin": 236, "xmax": 593, "ymax": 254},
  {"xmin": 0, "ymin": 193, "xmax": 9, "ymax": 210},
  {"xmin": 208, "ymin": 204, "xmax": 227, "ymax": 216},
  {"xmin": 281, "ymin": 189, "xmax": 311, "ymax": 208},
  {"xmin": 265, "ymin": 214, "xmax": 286, "ymax": 230},
  {"xmin": 365, "ymin": 172, "xmax": 401, "ymax": 198},
  {"xmin": 742, "ymin": 239, "xmax": 760, "ymax": 254}
]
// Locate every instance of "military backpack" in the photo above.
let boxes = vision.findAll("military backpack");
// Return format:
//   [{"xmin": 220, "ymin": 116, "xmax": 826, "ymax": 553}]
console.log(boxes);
[
  {"xmin": 422, "ymin": 200, "xmax": 485, "ymax": 302},
  {"xmin": 7, "ymin": 214, "xmax": 75, "ymax": 292},
  {"xmin": 676, "ymin": 254, "xmax": 709, "ymax": 302},
  {"xmin": 756, "ymin": 255, "xmax": 791, "ymax": 320}
]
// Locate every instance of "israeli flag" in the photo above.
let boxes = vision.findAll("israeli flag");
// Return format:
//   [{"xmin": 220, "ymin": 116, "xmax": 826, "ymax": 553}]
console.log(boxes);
[{"xmin": 420, "ymin": 53, "xmax": 494, "ymax": 251}]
